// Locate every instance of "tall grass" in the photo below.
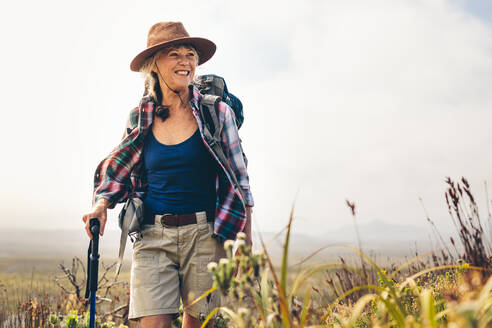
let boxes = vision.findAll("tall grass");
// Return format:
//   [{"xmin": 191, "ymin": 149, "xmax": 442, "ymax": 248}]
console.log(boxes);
[
  {"xmin": 204, "ymin": 225, "xmax": 492, "ymax": 327},
  {"xmin": 202, "ymin": 177, "xmax": 492, "ymax": 327},
  {"xmin": 444, "ymin": 177, "xmax": 492, "ymax": 268}
]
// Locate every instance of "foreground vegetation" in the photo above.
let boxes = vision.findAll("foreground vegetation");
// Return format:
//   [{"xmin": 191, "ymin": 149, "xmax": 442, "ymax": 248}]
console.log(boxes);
[
  {"xmin": 0, "ymin": 258, "xmax": 130, "ymax": 328},
  {"xmin": 199, "ymin": 177, "xmax": 491, "ymax": 327},
  {"xmin": 1, "ymin": 177, "xmax": 491, "ymax": 327},
  {"xmin": 202, "ymin": 232, "xmax": 491, "ymax": 327}
]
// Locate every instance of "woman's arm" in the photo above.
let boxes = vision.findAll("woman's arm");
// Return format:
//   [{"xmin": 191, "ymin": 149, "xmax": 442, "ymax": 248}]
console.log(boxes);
[
  {"xmin": 219, "ymin": 103, "xmax": 255, "ymax": 207},
  {"xmin": 92, "ymin": 106, "xmax": 141, "ymax": 209},
  {"xmin": 84, "ymin": 106, "xmax": 141, "ymax": 238},
  {"xmin": 219, "ymin": 102, "xmax": 254, "ymax": 245}
]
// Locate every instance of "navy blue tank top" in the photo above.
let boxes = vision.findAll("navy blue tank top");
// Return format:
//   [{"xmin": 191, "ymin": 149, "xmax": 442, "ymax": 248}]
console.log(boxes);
[{"xmin": 142, "ymin": 128, "xmax": 217, "ymax": 215}]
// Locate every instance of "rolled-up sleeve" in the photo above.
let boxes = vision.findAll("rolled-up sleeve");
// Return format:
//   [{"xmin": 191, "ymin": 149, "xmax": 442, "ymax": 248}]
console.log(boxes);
[
  {"xmin": 93, "ymin": 158, "xmax": 131, "ymax": 208},
  {"xmin": 92, "ymin": 107, "xmax": 140, "ymax": 208},
  {"xmin": 220, "ymin": 103, "xmax": 254, "ymax": 207}
]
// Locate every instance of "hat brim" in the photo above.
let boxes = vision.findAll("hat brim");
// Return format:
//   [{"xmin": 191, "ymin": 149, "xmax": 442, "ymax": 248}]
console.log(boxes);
[{"xmin": 130, "ymin": 37, "xmax": 216, "ymax": 72}]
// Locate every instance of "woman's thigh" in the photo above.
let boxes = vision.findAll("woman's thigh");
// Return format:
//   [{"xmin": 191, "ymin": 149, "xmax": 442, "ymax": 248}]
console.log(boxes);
[
  {"xmin": 129, "ymin": 224, "xmax": 181, "ymax": 320},
  {"xmin": 178, "ymin": 217, "xmax": 226, "ymax": 319}
]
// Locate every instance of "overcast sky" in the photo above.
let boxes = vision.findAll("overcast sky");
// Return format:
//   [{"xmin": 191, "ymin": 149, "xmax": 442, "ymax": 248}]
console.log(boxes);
[{"xmin": 1, "ymin": 0, "xmax": 492, "ymax": 239}]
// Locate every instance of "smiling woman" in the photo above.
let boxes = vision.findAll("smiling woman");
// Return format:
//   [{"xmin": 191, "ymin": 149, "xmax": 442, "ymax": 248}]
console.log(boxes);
[
  {"xmin": 139, "ymin": 44, "xmax": 199, "ymax": 122},
  {"xmin": 81, "ymin": 21, "xmax": 254, "ymax": 328}
]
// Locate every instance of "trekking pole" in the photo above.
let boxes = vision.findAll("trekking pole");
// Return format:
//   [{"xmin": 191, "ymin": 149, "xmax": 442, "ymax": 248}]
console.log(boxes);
[{"xmin": 84, "ymin": 218, "xmax": 100, "ymax": 328}]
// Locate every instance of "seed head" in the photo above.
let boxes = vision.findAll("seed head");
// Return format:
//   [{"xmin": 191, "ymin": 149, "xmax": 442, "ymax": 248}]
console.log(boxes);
[
  {"xmin": 238, "ymin": 307, "xmax": 249, "ymax": 318},
  {"xmin": 237, "ymin": 232, "xmax": 247, "ymax": 240},
  {"xmin": 219, "ymin": 258, "xmax": 229, "ymax": 268},
  {"xmin": 236, "ymin": 239, "xmax": 246, "ymax": 250},
  {"xmin": 224, "ymin": 240, "xmax": 235, "ymax": 250},
  {"xmin": 207, "ymin": 262, "xmax": 218, "ymax": 272}
]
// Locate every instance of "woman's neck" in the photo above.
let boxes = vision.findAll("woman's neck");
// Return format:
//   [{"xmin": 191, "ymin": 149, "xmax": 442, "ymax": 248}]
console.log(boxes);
[{"xmin": 160, "ymin": 85, "xmax": 191, "ymax": 110}]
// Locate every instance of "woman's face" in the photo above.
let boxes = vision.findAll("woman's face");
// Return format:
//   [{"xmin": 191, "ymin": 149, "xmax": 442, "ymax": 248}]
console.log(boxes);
[{"xmin": 153, "ymin": 45, "xmax": 198, "ymax": 92}]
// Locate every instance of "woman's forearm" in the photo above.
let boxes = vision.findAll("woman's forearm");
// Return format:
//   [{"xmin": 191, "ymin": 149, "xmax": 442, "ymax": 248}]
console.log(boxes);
[{"xmin": 95, "ymin": 197, "xmax": 111, "ymax": 210}]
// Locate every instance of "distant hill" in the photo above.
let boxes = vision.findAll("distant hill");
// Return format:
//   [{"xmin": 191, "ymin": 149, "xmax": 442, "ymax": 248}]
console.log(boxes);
[
  {"xmin": 0, "ymin": 220, "xmax": 454, "ymax": 262},
  {"xmin": 318, "ymin": 219, "xmax": 434, "ymax": 243},
  {"xmin": 256, "ymin": 219, "xmax": 448, "ymax": 261},
  {"xmin": 0, "ymin": 229, "xmax": 123, "ymax": 259}
]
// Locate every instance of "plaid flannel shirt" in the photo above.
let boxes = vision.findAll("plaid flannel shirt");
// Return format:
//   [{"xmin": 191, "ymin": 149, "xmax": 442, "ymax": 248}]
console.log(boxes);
[{"xmin": 93, "ymin": 86, "xmax": 254, "ymax": 241}]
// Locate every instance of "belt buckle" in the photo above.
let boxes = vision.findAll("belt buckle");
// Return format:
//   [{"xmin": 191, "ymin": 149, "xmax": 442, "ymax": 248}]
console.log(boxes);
[{"xmin": 160, "ymin": 213, "xmax": 174, "ymax": 227}]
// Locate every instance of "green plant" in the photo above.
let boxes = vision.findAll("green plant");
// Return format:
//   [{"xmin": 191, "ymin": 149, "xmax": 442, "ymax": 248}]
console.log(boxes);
[{"xmin": 198, "ymin": 198, "xmax": 492, "ymax": 327}]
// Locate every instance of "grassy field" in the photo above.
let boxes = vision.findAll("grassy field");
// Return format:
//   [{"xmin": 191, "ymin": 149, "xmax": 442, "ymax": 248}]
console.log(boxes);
[
  {"xmin": 1, "ymin": 245, "xmax": 490, "ymax": 328},
  {"xmin": 0, "ymin": 257, "xmax": 132, "ymax": 327},
  {"xmin": 1, "ymin": 177, "xmax": 491, "ymax": 327}
]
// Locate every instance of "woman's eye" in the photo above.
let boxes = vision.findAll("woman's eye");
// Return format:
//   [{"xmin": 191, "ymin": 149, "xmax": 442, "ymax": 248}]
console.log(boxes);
[
  {"xmin": 169, "ymin": 52, "xmax": 178, "ymax": 57},
  {"xmin": 187, "ymin": 53, "xmax": 195, "ymax": 57}
]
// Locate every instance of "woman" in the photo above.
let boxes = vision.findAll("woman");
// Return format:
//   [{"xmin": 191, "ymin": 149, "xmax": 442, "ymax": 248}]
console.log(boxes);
[{"xmin": 82, "ymin": 22, "xmax": 254, "ymax": 328}]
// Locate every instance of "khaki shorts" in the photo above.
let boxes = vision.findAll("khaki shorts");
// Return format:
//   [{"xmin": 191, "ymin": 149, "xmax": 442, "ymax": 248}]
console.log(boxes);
[{"xmin": 128, "ymin": 211, "xmax": 226, "ymax": 320}]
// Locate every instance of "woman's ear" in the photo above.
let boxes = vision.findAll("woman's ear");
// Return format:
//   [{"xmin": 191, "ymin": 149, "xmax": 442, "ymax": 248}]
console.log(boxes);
[
  {"xmin": 150, "ymin": 54, "xmax": 160, "ymax": 74},
  {"xmin": 150, "ymin": 60, "xmax": 157, "ymax": 74}
]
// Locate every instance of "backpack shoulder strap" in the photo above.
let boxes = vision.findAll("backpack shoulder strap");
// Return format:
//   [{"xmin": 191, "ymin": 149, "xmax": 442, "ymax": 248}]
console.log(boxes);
[
  {"xmin": 200, "ymin": 94, "xmax": 222, "ymax": 144},
  {"xmin": 199, "ymin": 95, "xmax": 247, "ymax": 206}
]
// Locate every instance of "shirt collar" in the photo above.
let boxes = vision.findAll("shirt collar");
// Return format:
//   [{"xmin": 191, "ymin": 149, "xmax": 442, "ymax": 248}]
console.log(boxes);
[{"xmin": 189, "ymin": 84, "xmax": 202, "ymax": 113}]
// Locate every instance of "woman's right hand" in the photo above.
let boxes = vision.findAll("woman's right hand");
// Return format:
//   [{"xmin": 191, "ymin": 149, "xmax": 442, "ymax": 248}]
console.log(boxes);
[{"xmin": 82, "ymin": 199, "xmax": 110, "ymax": 239}]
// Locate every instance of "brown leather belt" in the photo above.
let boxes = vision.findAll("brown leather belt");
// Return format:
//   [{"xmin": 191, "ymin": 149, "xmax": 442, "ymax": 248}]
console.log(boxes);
[{"xmin": 144, "ymin": 211, "xmax": 214, "ymax": 227}]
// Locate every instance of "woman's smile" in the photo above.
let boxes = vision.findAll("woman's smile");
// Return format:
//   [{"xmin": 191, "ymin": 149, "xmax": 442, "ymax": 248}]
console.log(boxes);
[
  {"xmin": 175, "ymin": 70, "xmax": 190, "ymax": 76},
  {"xmin": 154, "ymin": 46, "xmax": 197, "ymax": 91}
]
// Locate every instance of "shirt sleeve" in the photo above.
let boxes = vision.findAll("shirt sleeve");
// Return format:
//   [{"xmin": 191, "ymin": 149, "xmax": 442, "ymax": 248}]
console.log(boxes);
[
  {"xmin": 220, "ymin": 102, "xmax": 254, "ymax": 207},
  {"xmin": 93, "ymin": 162, "xmax": 130, "ymax": 209},
  {"xmin": 92, "ymin": 107, "xmax": 140, "ymax": 208}
]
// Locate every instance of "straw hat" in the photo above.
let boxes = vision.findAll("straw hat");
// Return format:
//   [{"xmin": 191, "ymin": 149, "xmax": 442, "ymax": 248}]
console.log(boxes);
[{"xmin": 130, "ymin": 22, "xmax": 216, "ymax": 72}]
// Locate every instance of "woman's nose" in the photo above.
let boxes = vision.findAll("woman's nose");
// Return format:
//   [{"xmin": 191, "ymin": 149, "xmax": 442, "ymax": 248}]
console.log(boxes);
[{"xmin": 178, "ymin": 55, "xmax": 193, "ymax": 64}]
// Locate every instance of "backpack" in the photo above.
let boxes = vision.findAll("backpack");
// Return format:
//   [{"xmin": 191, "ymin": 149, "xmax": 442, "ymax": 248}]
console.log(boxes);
[
  {"xmin": 193, "ymin": 74, "xmax": 247, "ymax": 204},
  {"xmin": 193, "ymin": 74, "xmax": 244, "ymax": 130}
]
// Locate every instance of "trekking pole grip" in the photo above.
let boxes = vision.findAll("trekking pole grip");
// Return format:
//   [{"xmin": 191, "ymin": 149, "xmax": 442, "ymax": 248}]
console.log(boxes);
[
  {"xmin": 89, "ymin": 218, "xmax": 100, "ymax": 292},
  {"xmin": 89, "ymin": 218, "xmax": 100, "ymax": 238}
]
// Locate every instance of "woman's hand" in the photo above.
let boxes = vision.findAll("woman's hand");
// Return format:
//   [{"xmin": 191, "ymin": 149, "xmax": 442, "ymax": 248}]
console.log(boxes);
[{"xmin": 82, "ymin": 199, "xmax": 110, "ymax": 239}]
